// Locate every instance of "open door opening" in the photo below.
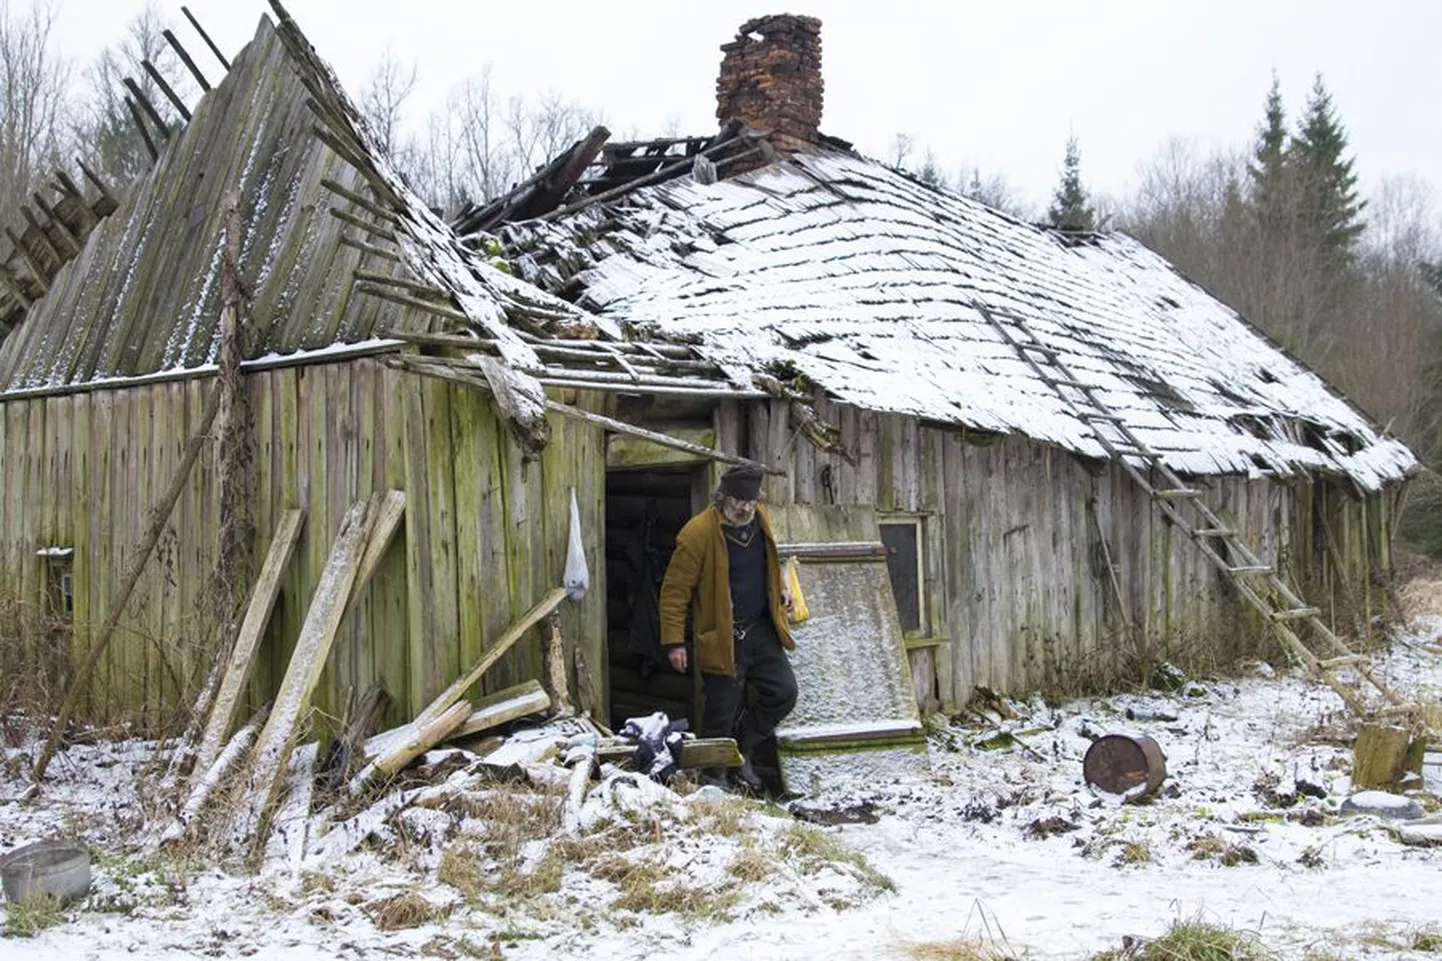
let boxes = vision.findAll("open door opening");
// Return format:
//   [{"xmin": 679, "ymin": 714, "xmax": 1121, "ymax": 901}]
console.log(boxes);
[{"xmin": 604, "ymin": 463, "xmax": 709, "ymax": 732}]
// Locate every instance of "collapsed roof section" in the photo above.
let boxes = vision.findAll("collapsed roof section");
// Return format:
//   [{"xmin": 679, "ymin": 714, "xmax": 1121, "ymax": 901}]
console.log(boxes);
[
  {"xmin": 499, "ymin": 148, "xmax": 1418, "ymax": 491},
  {"xmin": 0, "ymin": 5, "xmax": 595, "ymax": 400}
]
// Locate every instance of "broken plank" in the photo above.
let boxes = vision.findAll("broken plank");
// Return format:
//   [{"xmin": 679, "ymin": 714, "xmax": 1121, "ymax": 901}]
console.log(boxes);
[
  {"xmin": 192, "ymin": 508, "xmax": 306, "ymax": 777},
  {"xmin": 416, "ymin": 586, "xmax": 568, "ymax": 725},
  {"xmin": 264, "ymin": 741, "xmax": 318, "ymax": 876},
  {"xmin": 595, "ymin": 737, "xmax": 743, "ymax": 770},
  {"xmin": 349, "ymin": 489, "xmax": 405, "ymax": 603},
  {"xmin": 347, "ymin": 699, "xmax": 472, "ymax": 795},
  {"xmin": 448, "ymin": 680, "xmax": 552, "ymax": 740},
  {"xmin": 239, "ymin": 497, "xmax": 377, "ymax": 848},
  {"xmin": 165, "ymin": 703, "xmax": 270, "ymax": 842}
]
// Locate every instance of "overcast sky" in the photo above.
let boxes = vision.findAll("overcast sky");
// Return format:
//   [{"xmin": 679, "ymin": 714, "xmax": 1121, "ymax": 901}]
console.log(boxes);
[{"xmin": 38, "ymin": 0, "xmax": 1442, "ymax": 215}]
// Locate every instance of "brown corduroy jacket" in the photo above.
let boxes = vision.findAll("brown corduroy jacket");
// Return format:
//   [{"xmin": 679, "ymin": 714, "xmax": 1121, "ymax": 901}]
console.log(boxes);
[{"xmin": 657, "ymin": 504, "xmax": 795, "ymax": 676}]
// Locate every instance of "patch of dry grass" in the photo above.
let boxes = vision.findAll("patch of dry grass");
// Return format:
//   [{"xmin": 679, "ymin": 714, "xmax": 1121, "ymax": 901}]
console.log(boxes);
[
  {"xmin": 1115, "ymin": 839, "xmax": 1153, "ymax": 866},
  {"xmin": 726, "ymin": 845, "xmax": 777, "ymax": 882},
  {"xmin": 436, "ymin": 844, "xmax": 488, "ymax": 900},
  {"xmin": 780, "ymin": 822, "xmax": 895, "ymax": 894},
  {"xmin": 905, "ymin": 938, "xmax": 1017, "ymax": 961},
  {"xmin": 1092, "ymin": 918, "xmax": 1272, "ymax": 960},
  {"xmin": 365, "ymin": 890, "xmax": 446, "ymax": 931},
  {"xmin": 3, "ymin": 891, "xmax": 66, "ymax": 938},
  {"xmin": 1186, "ymin": 833, "xmax": 1258, "ymax": 866}
]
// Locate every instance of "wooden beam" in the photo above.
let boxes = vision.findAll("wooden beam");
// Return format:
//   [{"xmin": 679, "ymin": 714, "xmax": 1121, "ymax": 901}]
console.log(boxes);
[
  {"xmin": 349, "ymin": 489, "xmax": 405, "ymax": 602},
  {"xmin": 448, "ymin": 680, "xmax": 552, "ymax": 739},
  {"xmin": 32, "ymin": 385, "xmax": 223, "ymax": 782},
  {"xmin": 123, "ymin": 96, "xmax": 160, "ymax": 162},
  {"xmin": 338, "ymin": 234, "xmax": 401, "ymax": 263},
  {"xmin": 595, "ymin": 737, "xmax": 743, "ymax": 769},
  {"xmin": 542, "ymin": 612, "xmax": 572, "ymax": 714},
  {"xmin": 31, "ymin": 192, "xmax": 81, "ymax": 254},
  {"xmin": 182, "ymin": 6, "xmax": 230, "ymax": 70},
  {"xmin": 191, "ymin": 508, "xmax": 306, "ymax": 777},
  {"xmin": 5, "ymin": 225, "xmax": 50, "ymax": 291},
  {"xmin": 141, "ymin": 59, "xmax": 191, "ymax": 122},
  {"xmin": 347, "ymin": 700, "xmax": 472, "ymax": 794},
  {"xmin": 320, "ymin": 178, "xmax": 397, "ymax": 224},
  {"xmin": 352, "ymin": 270, "xmax": 448, "ymax": 302},
  {"xmin": 123, "ymin": 77, "xmax": 171, "ymax": 138},
  {"xmin": 0, "ymin": 268, "xmax": 34, "ymax": 309},
  {"xmin": 541, "ymin": 134, "xmax": 748, "ymax": 222},
  {"xmin": 354, "ymin": 282, "xmax": 468, "ymax": 326},
  {"xmin": 239, "ymin": 496, "xmax": 379, "ymax": 845},
  {"xmin": 75, "ymin": 158, "xmax": 117, "ymax": 206},
  {"xmin": 544, "ymin": 399, "xmax": 783, "ymax": 474},
  {"xmin": 163, "ymin": 29, "xmax": 211, "ymax": 92},
  {"xmin": 328, "ymin": 207, "xmax": 397, "ymax": 244},
  {"xmin": 166, "ymin": 703, "xmax": 271, "ymax": 840},
  {"xmin": 417, "ymin": 586, "xmax": 569, "ymax": 725},
  {"xmin": 19, "ymin": 206, "xmax": 62, "ymax": 263}
]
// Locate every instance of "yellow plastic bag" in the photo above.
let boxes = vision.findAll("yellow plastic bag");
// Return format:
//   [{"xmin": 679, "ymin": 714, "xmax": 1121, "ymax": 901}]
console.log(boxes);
[{"xmin": 784, "ymin": 556, "xmax": 811, "ymax": 624}]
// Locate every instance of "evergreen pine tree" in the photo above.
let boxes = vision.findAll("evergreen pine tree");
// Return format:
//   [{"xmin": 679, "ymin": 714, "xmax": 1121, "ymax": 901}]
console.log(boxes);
[
  {"xmin": 1291, "ymin": 74, "xmax": 1365, "ymax": 266},
  {"xmin": 1047, "ymin": 135, "xmax": 1097, "ymax": 230},
  {"xmin": 1247, "ymin": 74, "xmax": 1291, "ymax": 232}
]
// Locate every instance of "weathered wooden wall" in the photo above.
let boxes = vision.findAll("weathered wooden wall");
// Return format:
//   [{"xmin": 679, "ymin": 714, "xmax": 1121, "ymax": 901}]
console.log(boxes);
[
  {"xmin": 0, "ymin": 357, "xmax": 607, "ymax": 729},
  {"xmin": 727, "ymin": 396, "xmax": 1394, "ymax": 710}
]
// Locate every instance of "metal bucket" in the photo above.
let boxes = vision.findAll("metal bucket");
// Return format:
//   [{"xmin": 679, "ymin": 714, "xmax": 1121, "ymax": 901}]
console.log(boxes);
[
  {"xmin": 0, "ymin": 840, "xmax": 92, "ymax": 905},
  {"xmin": 1083, "ymin": 734, "xmax": 1167, "ymax": 801}
]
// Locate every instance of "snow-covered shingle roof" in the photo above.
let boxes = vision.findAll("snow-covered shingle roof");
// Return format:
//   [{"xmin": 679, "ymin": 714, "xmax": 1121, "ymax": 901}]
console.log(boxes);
[{"xmin": 505, "ymin": 149, "xmax": 1417, "ymax": 490}]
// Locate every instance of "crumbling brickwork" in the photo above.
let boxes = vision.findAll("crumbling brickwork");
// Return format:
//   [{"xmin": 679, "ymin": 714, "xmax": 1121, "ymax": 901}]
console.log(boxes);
[{"xmin": 715, "ymin": 14, "xmax": 823, "ymax": 152}]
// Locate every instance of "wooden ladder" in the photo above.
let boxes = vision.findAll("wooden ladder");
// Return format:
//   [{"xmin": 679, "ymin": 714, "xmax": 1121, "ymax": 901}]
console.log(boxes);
[{"xmin": 977, "ymin": 303, "xmax": 1404, "ymax": 716}]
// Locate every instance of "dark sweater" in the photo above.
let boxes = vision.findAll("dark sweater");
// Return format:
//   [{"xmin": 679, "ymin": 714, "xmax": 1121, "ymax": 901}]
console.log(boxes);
[{"xmin": 725, "ymin": 519, "xmax": 768, "ymax": 626}]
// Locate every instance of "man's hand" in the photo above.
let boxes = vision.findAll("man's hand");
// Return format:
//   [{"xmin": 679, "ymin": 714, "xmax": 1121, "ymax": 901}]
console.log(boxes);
[
  {"xmin": 667, "ymin": 646, "xmax": 688, "ymax": 673},
  {"xmin": 782, "ymin": 589, "xmax": 795, "ymax": 618}
]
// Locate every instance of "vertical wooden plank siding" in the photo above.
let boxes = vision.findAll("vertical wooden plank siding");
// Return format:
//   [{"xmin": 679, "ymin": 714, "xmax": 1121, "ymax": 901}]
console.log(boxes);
[{"xmin": 0, "ymin": 373, "xmax": 1396, "ymax": 725}]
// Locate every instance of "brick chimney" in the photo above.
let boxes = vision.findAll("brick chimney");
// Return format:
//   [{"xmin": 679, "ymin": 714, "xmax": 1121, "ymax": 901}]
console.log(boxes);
[{"xmin": 715, "ymin": 14, "xmax": 823, "ymax": 152}]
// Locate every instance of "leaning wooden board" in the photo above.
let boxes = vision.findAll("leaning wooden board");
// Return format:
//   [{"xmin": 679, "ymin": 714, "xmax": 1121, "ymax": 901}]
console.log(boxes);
[{"xmin": 773, "ymin": 541, "xmax": 929, "ymax": 795}]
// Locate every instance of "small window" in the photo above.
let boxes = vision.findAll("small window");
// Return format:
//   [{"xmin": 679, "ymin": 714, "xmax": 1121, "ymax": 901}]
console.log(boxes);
[{"xmin": 879, "ymin": 521, "xmax": 924, "ymax": 635}]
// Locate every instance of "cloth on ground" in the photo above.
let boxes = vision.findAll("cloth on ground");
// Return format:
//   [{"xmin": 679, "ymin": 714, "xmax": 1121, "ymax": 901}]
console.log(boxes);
[{"xmin": 621, "ymin": 711, "xmax": 689, "ymax": 782}]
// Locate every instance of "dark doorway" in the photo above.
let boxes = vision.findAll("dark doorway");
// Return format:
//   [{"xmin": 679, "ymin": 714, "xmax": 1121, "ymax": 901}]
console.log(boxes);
[{"xmin": 604, "ymin": 464, "xmax": 708, "ymax": 731}]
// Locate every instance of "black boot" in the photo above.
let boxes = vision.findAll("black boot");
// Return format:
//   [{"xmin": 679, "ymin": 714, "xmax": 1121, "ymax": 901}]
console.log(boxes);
[{"xmin": 736, "ymin": 723, "xmax": 764, "ymax": 791}]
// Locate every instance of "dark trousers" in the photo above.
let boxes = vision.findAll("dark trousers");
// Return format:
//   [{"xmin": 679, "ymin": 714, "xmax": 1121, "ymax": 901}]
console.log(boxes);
[{"xmin": 701, "ymin": 617, "xmax": 798, "ymax": 754}]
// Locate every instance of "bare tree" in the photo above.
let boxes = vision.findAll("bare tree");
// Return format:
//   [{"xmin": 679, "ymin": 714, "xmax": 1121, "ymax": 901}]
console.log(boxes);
[
  {"xmin": 0, "ymin": 0, "xmax": 72, "ymax": 209},
  {"xmin": 1120, "ymin": 139, "xmax": 1442, "ymax": 462},
  {"xmin": 357, "ymin": 48, "xmax": 417, "ymax": 172},
  {"xmin": 75, "ymin": 3, "xmax": 196, "ymax": 184}
]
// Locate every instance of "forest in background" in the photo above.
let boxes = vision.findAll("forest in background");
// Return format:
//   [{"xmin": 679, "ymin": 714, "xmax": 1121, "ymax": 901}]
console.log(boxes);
[{"xmin": 4, "ymin": 2, "xmax": 1440, "ymax": 554}]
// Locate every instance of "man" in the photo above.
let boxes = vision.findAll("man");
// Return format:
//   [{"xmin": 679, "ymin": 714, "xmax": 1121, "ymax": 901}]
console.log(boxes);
[{"xmin": 658, "ymin": 462, "xmax": 798, "ymax": 790}]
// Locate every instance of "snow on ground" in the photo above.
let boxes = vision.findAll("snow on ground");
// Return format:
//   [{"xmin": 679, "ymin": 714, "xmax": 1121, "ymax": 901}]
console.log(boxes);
[{"xmin": 4, "ymin": 620, "xmax": 1442, "ymax": 960}]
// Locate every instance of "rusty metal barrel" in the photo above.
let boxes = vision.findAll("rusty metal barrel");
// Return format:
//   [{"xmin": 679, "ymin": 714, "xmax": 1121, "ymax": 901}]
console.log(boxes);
[{"xmin": 1083, "ymin": 734, "xmax": 1167, "ymax": 801}]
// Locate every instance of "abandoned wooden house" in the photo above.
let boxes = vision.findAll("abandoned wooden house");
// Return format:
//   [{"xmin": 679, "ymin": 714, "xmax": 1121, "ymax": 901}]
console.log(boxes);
[{"xmin": 0, "ymin": 2, "xmax": 1419, "ymax": 762}]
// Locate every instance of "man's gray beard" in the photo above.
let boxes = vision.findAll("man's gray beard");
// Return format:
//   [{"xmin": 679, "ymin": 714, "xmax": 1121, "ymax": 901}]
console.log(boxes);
[{"xmin": 722, "ymin": 507, "xmax": 756, "ymax": 527}]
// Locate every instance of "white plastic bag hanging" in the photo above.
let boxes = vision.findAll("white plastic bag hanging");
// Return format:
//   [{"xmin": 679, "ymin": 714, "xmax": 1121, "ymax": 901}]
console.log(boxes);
[{"xmin": 564, "ymin": 487, "xmax": 590, "ymax": 600}]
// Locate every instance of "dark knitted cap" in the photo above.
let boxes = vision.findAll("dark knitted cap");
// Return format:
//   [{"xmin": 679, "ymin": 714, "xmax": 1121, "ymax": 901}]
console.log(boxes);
[{"xmin": 718, "ymin": 463, "xmax": 763, "ymax": 501}]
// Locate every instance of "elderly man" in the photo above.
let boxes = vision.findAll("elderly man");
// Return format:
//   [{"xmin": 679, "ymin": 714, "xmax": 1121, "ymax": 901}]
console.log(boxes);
[{"xmin": 658, "ymin": 462, "xmax": 797, "ymax": 789}]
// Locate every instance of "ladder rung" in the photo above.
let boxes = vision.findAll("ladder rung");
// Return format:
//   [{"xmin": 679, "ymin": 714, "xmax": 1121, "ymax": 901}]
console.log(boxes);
[
  {"xmin": 1084, "ymin": 413, "xmax": 1124, "ymax": 422},
  {"xmin": 1052, "ymin": 379, "xmax": 1099, "ymax": 391},
  {"xmin": 1021, "ymin": 344, "xmax": 1057, "ymax": 356},
  {"xmin": 1155, "ymin": 489, "xmax": 1199, "ymax": 499},
  {"xmin": 1271, "ymin": 607, "xmax": 1321, "ymax": 621},
  {"xmin": 1195, "ymin": 528, "xmax": 1234, "ymax": 536},
  {"xmin": 1227, "ymin": 565, "xmax": 1274, "ymax": 574},
  {"xmin": 1318, "ymin": 654, "xmax": 1369, "ymax": 669}
]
